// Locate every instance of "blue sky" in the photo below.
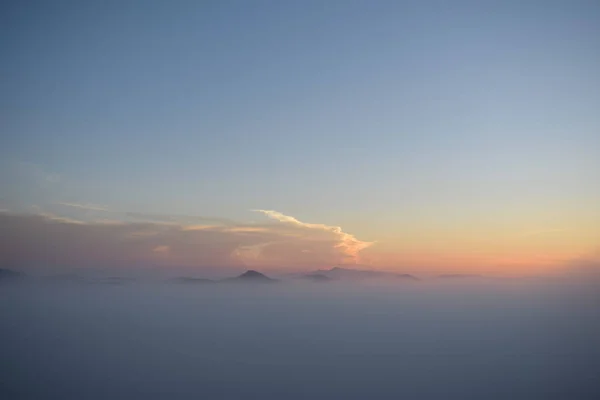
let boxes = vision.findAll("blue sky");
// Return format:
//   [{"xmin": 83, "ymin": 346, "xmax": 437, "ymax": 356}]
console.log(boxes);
[{"xmin": 1, "ymin": 1, "xmax": 599, "ymax": 274}]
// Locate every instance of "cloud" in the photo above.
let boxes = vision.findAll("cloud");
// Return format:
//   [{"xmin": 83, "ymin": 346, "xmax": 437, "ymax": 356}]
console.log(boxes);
[
  {"xmin": 254, "ymin": 210, "xmax": 373, "ymax": 263},
  {"xmin": 28, "ymin": 206, "xmax": 85, "ymax": 225},
  {"xmin": 15, "ymin": 161, "xmax": 62, "ymax": 186},
  {"xmin": 57, "ymin": 202, "xmax": 108, "ymax": 212},
  {"xmin": 0, "ymin": 213, "xmax": 245, "ymax": 271},
  {"xmin": 225, "ymin": 227, "xmax": 269, "ymax": 233},
  {"xmin": 152, "ymin": 245, "xmax": 171, "ymax": 254},
  {"xmin": 0, "ymin": 210, "xmax": 373, "ymax": 273},
  {"xmin": 182, "ymin": 225, "xmax": 220, "ymax": 231},
  {"xmin": 123, "ymin": 211, "xmax": 235, "ymax": 225}
]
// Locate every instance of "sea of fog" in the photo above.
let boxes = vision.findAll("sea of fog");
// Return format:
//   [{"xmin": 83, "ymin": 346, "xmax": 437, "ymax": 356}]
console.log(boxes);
[{"xmin": 1, "ymin": 279, "xmax": 599, "ymax": 399}]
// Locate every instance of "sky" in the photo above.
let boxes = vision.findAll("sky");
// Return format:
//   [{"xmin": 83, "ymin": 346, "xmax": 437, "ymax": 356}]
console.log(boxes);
[{"xmin": 1, "ymin": 0, "xmax": 599, "ymax": 276}]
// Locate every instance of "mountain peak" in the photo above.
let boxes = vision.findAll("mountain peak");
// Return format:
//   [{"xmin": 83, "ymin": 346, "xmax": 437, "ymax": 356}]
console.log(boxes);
[
  {"xmin": 233, "ymin": 270, "xmax": 276, "ymax": 282},
  {"xmin": 240, "ymin": 270, "xmax": 267, "ymax": 278}
]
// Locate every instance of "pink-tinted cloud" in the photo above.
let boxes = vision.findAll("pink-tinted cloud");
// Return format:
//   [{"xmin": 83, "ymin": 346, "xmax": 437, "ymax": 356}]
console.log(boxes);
[
  {"xmin": 254, "ymin": 210, "xmax": 373, "ymax": 263},
  {"xmin": 0, "ymin": 209, "xmax": 372, "ymax": 273}
]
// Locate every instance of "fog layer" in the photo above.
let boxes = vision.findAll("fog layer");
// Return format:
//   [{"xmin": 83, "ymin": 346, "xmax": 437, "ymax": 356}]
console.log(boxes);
[{"xmin": 1, "ymin": 280, "xmax": 599, "ymax": 399}]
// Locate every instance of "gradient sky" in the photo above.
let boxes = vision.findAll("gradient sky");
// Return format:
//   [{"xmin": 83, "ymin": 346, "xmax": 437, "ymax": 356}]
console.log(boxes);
[{"xmin": 1, "ymin": 1, "xmax": 599, "ymax": 276}]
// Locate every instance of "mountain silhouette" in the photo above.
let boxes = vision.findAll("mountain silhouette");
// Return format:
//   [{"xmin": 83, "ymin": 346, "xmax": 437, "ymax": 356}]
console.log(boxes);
[
  {"xmin": 43, "ymin": 273, "xmax": 88, "ymax": 284},
  {"xmin": 312, "ymin": 266, "xmax": 418, "ymax": 281},
  {"xmin": 223, "ymin": 270, "xmax": 277, "ymax": 283},
  {"xmin": 301, "ymin": 273, "xmax": 333, "ymax": 282},
  {"xmin": 93, "ymin": 277, "xmax": 135, "ymax": 285},
  {"xmin": 393, "ymin": 273, "xmax": 419, "ymax": 281},
  {"xmin": 0, "ymin": 268, "xmax": 26, "ymax": 281}
]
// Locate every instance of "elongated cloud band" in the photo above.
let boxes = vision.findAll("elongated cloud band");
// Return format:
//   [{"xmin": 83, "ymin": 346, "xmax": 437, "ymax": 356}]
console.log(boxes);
[
  {"xmin": 0, "ymin": 209, "xmax": 373, "ymax": 273},
  {"xmin": 57, "ymin": 202, "xmax": 109, "ymax": 212}
]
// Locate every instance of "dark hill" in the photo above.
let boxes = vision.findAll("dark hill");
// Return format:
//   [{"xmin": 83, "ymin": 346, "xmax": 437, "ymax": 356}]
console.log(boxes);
[
  {"xmin": 0, "ymin": 268, "xmax": 26, "ymax": 281},
  {"xmin": 224, "ymin": 270, "xmax": 276, "ymax": 283}
]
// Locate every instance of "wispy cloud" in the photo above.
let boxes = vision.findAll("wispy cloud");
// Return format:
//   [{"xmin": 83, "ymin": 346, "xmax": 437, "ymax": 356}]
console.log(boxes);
[
  {"xmin": 181, "ymin": 225, "xmax": 220, "ymax": 231},
  {"xmin": 33, "ymin": 211, "xmax": 84, "ymax": 225},
  {"xmin": 152, "ymin": 245, "xmax": 171, "ymax": 254},
  {"xmin": 57, "ymin": 202, "xmax": 108, "ymax": 212},
  {"xmin": 16, "ymin": 161, "xmax": 61, "ymax": 186},
  {"xmin": 124, "ymin": 211, "xmax": 234, "ymax": 225},
  {"xmin": 225, "ymin": 226, "xmax": 268, "ymax": 233}
]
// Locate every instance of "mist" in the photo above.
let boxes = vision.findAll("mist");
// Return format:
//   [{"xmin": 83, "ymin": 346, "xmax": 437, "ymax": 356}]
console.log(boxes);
[{"xmin": 2, "ymin": 278, "xmax": 598, "ymax": 399}]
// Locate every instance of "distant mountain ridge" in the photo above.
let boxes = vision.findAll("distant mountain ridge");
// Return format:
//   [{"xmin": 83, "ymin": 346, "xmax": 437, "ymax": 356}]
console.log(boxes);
[
  {"xmin": 301, "ymin": 273, "xmax": 333, "ymax": 282},
  {"xmin": 309, "ymin": 266, "xmax": 419, "ymax": 281},
  {"xmin": 0, "ymin": 268, "xmax": 27, "ymax": 281},
  {"xmin": 2, "ymin": 268, "xmax": 500, "ymax": 285}
]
